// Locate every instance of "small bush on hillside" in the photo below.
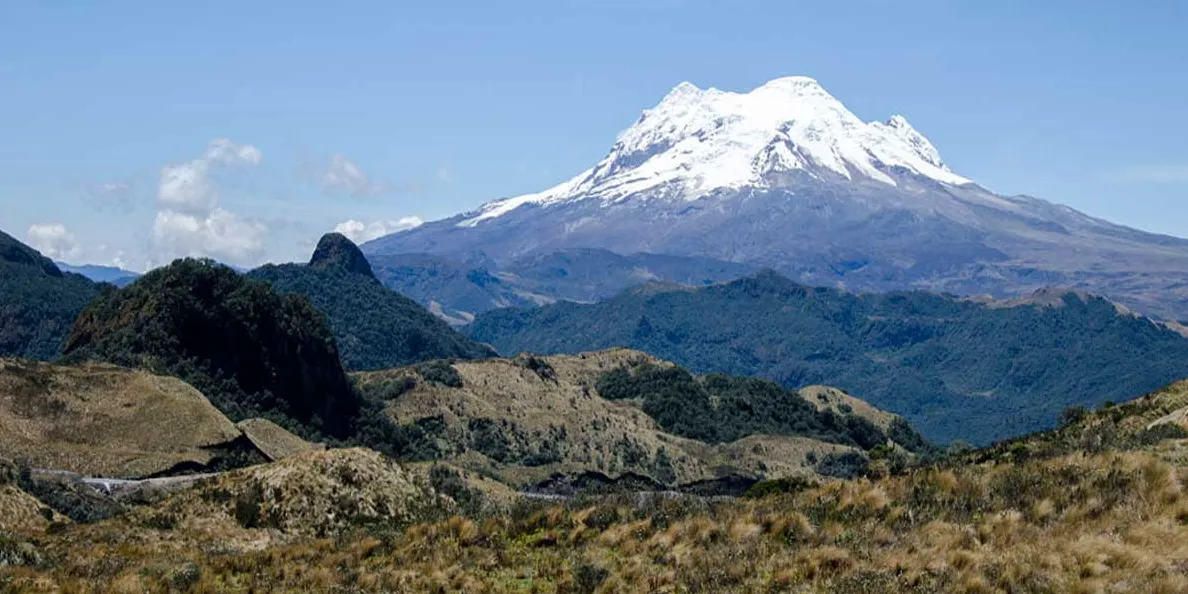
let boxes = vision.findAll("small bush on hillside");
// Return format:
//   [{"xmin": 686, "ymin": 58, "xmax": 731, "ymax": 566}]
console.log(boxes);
[
  {"xmin": 514, "ymin": 354, "xmax": 558, "ymax": 382},
  {"xmin": 816, "ymin": 452, "xmax": 870, "ymax": 480},
  {"xmin": 744, "ymin": 475, "xmax": 818, "ymax": 499},
  {"xmin": 416, "ymin": 360, "xmax": 463, "ymax": 388},
  {"xmin": 429, "ymin": 465, "xmax": 484, "ymax": 516}
]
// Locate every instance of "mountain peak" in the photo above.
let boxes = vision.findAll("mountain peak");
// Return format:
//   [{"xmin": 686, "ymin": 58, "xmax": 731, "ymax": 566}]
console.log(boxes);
[
  {"xmin": 0, "ymin": 229, "xmax": 63, "ymax": 278},
  {"xmin": 460, "ymin": 76, "xmax": 971, "ymax": 227},
  {"xmin": 309, "ymin": 233, "xmax": 374, "ymax": 277}
]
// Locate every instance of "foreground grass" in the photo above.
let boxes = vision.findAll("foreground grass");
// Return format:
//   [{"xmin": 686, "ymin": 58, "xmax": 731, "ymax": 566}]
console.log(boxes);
[{"xmin": 6, "ymin": 445, "xmax": 1188, "ymax": 593}]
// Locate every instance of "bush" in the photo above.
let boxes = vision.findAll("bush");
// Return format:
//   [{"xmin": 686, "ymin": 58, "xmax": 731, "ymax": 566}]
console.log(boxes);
[
  {"xmin": 744, "ymin": 475, "xmax": 818, "ymax": 498},
  {"xmin": 416, "ymin": 360, "xmax": 463, "ymax": 388},
  {"xmin": 571, "ymin": 561, "xmax": 609, "ymax": 594},
  {"xmin": 816, "ymin": 452, "xmax": 870, "ymax": 480},
  {"xmin": 1060, "ymin": 405, "xmax": 1088, "ymax": 427}
]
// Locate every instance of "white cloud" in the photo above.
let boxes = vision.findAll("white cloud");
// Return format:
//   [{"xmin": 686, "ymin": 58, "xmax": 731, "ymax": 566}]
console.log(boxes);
[
  {"xmin": 153, "ymin": 138, "xmax": 266, "ymax": 266},
  {"xmin": 204, "ymin": 137, "xmax": 263, "ymax": 166},
  {"xmin": 322, "ymin": 154, "xmax": 385, "ymax": 196},
  {"xmin": 436, "ymin": 166, "xmax": 453, "ymax": 184},
  {"xmin": 1106, "ymin": 164, "xmax": 1188, "ymax": 185},
  {"xmin": 152, "ymin": 208, "xmax": 266, "ymax": 264},
  {"xmin": 159, "ymin": 160, "xmax": 217, "ymax": 214},
  {"xmin": 333, "ymin": 217, "xmax": 423, "ymax": 244},
  {"xmin": 26, "ymin": 223, "xmax": 82, "ymax": 261}
]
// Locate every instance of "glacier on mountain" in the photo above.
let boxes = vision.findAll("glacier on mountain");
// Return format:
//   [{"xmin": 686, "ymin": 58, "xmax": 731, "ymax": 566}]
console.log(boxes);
[
  {"xmin": 461, "ymin": 76, "xmax": 969, "ymax": 227},
  {"xmin": 365, "ymin": 76, "xmax": 1188, "ymax": 322}
]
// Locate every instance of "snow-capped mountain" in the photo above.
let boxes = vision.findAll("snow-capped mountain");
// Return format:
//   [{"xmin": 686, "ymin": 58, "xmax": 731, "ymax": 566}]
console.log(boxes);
[
  {"xmin": 366, "ymin": 77, "xmax": 1188, "ymax": 321},
  {"xmin": 462, "ymin": 76, "xmax": 967, "ymax": 226}
]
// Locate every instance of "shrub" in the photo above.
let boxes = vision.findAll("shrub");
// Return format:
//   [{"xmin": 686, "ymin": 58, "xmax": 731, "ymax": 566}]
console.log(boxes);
[
  {"xmin": 816, "ymin": 452, "xmax": 870, "ymax": 480},
  {"xmin": 744, "ymin": 475, "xmax": 818, "ymax": 498},
  {"xmin": 416, "ymin": 360, "xmax": 463, "ymax": 388}
]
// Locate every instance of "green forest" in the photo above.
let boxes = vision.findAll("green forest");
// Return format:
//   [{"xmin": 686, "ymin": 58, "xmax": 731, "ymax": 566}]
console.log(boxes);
[
  {"xmin": 248, "ymin": 233, "xmax": 493, "ymax": 371},
  {"xmin": 61, "ymin": 258, "xmax": 363, "ymax": 438},
  {"xmin": 469, "ymin": 272, "xmax": 1188, "ymax": 444},
  {"xmin": 0, "ymin": 230, "xmax": 100, "ymax": 361},
  {"xmin": 595, "ymin": 362, "xmax": 928, "ymax": 453}
]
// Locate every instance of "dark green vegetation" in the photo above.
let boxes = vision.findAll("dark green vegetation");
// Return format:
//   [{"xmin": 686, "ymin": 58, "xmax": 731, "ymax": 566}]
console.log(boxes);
[
  {"xmin": 248, "ymin": 233, "xmax": 493, "ymax": 371},
  {"xmin": 61, "ymin": 258, "xmax": 361, "ymax": 438},
  {"xmin": 0, "ymin": 230, "xmax": 101, "ymax": 361},
  {"xmin": 594, "ymin": 362, "xmax": 913, "ymax": 452},
  {"xmin": 470, "ymin": 272, "xmax": 1188, "ymax": 444}
]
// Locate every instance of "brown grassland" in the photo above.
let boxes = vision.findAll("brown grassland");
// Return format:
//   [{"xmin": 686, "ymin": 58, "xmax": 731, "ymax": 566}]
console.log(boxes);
[{"xmin": 4, "ymin": 382, "xmax": 1188, "ymax": 593}]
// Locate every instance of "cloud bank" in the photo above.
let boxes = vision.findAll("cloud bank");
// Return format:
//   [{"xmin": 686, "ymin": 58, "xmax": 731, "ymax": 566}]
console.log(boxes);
[{"xmin": 151, "ymin": 138, "xmax": 266, "ymax": 266}]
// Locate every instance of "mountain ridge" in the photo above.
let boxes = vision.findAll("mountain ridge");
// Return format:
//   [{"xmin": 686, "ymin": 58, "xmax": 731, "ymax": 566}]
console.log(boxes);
[
  {"xmin": 247, "ymin": 233, "xmax": 495, "ymax": 370},
  {"xmin": 366, "ymin": 77, "xmax": 1188, "ymax": 320},
  {"xmin": 0, "ymin": 229, "xmax": 101, "ymax": 360}
]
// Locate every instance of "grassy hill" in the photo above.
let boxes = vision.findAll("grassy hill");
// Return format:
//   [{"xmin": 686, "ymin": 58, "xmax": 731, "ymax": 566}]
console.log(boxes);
[
  {"xmin": 249, "ymin": 233, "xmax": 494, "ymax": 371},
  {"xmin": 0, "ymin": 229, "xmax": 100, "ymax": 361},
  {"xmin": 0, "ymin": 358, "xmax": 242, "ymax": 478},
  {"xmin": 352, "ymin": 349, "xmax": 926, "ymax": 490},
  {"xmin": 0, "ymin": 358, "xmax": 330, "ymax": 479},
  {"xmin": 61, "ymin": 258, "xmax": 361, "ymax": 439},
  {"xmin": 469, "ymin": 272, "xmax": 1188, "ymax": 444},
  {"xmin": 6, "ymin": 379, "xmax": 1188, "ymax": 592}
]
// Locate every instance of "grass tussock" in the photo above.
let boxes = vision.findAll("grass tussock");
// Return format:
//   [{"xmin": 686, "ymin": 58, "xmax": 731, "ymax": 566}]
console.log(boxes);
[{"xmin": 4, "ymin": 447, "xmax": 1188, "ymax": 592}]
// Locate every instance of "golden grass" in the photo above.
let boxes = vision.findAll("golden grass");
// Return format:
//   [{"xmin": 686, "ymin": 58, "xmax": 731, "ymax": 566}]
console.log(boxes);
[
  {"xmin": 351, "ymin": 350, "xmax": 868, "ymax": 489},
  {"xmin": 234, "ymin": 418, "xmax": 324, "ymax": 462},
  {"xmin": 5, "ymin": 446, "xmax": 1188, "ymax": 593},
  {"xmin": 0, "ymin": 358, "xmax": 241, "ymax": 477}
]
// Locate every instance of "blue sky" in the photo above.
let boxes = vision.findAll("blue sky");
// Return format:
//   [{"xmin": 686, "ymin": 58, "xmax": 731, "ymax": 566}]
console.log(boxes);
[{"xmin": 2, "ymin": 1, "xmax": 1185, "ymax": 270}]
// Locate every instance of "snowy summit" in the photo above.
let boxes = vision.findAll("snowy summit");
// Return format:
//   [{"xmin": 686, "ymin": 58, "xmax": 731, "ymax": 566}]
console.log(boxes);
[{"xmin": 462, "ymin": 76, "xmax": 970, "ymax": 226}]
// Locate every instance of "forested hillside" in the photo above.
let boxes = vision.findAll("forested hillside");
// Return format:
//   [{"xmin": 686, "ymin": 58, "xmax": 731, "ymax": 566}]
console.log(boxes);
[
  {"xmin": 248, "ymin": 233, "xmax": 493, "ymax": 370},
  {"xmin": 470, "ymin": 272, "xmax": 1188, "ymax": 444},
  {"xmin": 0, "ymin": 229, "xmax": 100, "ymax": 360},
  {"xmin": 61, "ymin": 258, "xmax": 361, "ymax": 438}
]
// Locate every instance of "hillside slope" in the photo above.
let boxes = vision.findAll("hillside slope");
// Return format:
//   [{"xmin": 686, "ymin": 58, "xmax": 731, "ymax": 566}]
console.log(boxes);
[
  {"xmin": 249, "ymin": 233, "xmax": 494, "ymax": 369},
  {"xmin": 0, "ymin": 229, "xmax": 100, "ymax": 360},
  {"xmin": 61, "ymin": 258, "xmax": 361, "ymax": 438},
  {"xmin": 353, "ymin": 349, "xmax": 925, "ymax": 490},
  {"xmin": 9, "ymin": 378, "xmax": 1188, "ymax": 592},
  {"xmin": 0, "ymin": 358, "xmax": 328, "ymax": 479},
  {"xmin": 469, "ymin": 272, "xmax": 1188, "ymax": 444}
]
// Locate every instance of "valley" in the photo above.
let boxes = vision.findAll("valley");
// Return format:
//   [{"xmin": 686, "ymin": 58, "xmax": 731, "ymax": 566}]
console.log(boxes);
[{"xmin": 4, "ymin": 22, "xmax": 1188, "ymax": 590}]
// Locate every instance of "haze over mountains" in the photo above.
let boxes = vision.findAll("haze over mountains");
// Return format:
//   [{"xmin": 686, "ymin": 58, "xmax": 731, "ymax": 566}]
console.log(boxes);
[{"xmin": 365, "ymin": 77, "xmax": 1188, "ymax": 322}]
